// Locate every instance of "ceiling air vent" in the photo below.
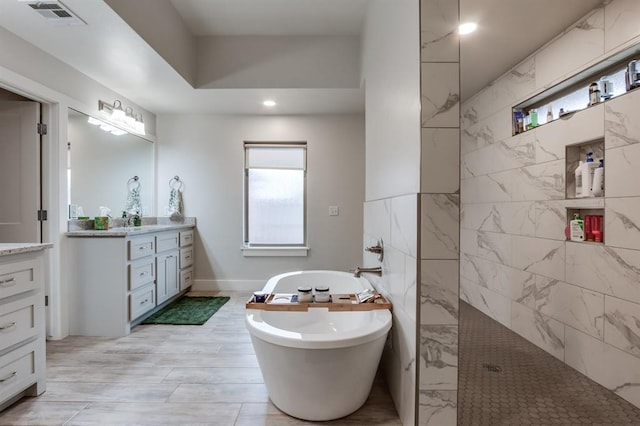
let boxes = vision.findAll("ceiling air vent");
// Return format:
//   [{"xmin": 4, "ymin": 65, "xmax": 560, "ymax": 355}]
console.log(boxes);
[{"xmin": 23, "ymin": 1, "xmax": 86, "ymax": 26}]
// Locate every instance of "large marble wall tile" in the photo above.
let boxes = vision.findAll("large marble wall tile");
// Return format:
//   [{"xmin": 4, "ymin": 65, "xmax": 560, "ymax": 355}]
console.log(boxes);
[
  {"xmin": 604, "ymin": 88, "xmax": 640, "ymax": 149},
  {"xmin": 565, "ymin": 327, "xmax": 640, "ymax": 407},
  {"xmin": 535, "ymin": 276, "xmax": 604, "ymax": 339},
  {"xmin": 461, "ymin": 90, "xmax": 487, "ymax": 128},
  {"xmin": 535, "ymin": 200, "xmax": 567, "ymax": 241},
  {"xmin": 476, "ymin": 230, "xmax": 511, "ymax": 266},
  {"xmin": 420, "ymin": 0, "xmax": 458, "ymax": 63},
  {"xmin": 421, "ymin": 128, "xmax": 459, "ymax": 193},
  {"xmin": 606, "ymin": 144, "xmax": 640, "ymax": 197},
  {"xmin": 605, "ymin": 197, "xmax": 640, "ymax": 250},
  {"xmin": 459, "ymin": 229, "xmax": 477, "ymax": 257},
  {"xmin": 364, "ymin": 199, "xmax": 391, "ymax": 243},
  {"xmin": 460, "ymin": 277, "xmax": 511, "ymax": 327},
  {"xmin": 460, "ymin": 124, "xmax": 479, "ymax": 156},
  {"xmin": 421, "ymin": 260, "xmax": 459, "ymax": 324},
  {"xmin": 604, "ymin": 0, "xmax": 640, "ymax": 53},
  {"xmin": 463, "ymin": 108, "xmax": 513, "ymax": 152},
  {"xmin": 460, "ymin": 203, "xmax": 494, "ymax": 232},
  {"xmin": 419, "ymin": 325, "xmax": 458, "ymax": 389},
  {"xmin": 604, "ymin": 295, "xmax": 640, "ymax": 358},
  {"xmin": 566, "ymin": 243, "xmax": 640, "ymax": 304},
  {"xmin": 421, "ymin": 194, "xmax": 459, "ymax": 259},
  {"xmin": 421, "ymin": 63, "xmax": 460, "ymax": 128},
  {"xmin": 461, "ymin": 253, "xmax": 536, "ymax": 308},
  {"xmin": 391, "ymin": 195, "xmax": 418, "ymax": 257},
  {"xmin": 499, "ymin": 202, "xmax": 537, "ymax": 237},
  {"xmin": 536, "ymin": 103, "xmax": 604, "ymax": 163},
  {"xmin": 511, "ymin": 160, "xmax": 565, "ymax": 201},
  {"xmin": 535, "ymin": 9, "xmax": 604, "ymax": 90},
  {"xmin": 462, "ymin": 133, "xmax": 536, "ymax": 178},
  {"xmin": 385, "ymin": 245, "xmax": 408, "ymax": 312},
  {"xmin": 405, "ymin": 254, "xmax": 418, "ymax": 323},
  {"xmin": 418, "ymin": 390, "xmax": 457, "ymax": 426},
  {"xmin": 511, "ymin": 235, "xmax": 565, "ymax": 281},
  {"xmin": 460, "ymin": 171, "xmax": 512, "ymax": 204},
  {"xmin": 511, "ymin": 301, "xmax": 565, "ymax": 361},
  {"xmin": 494, "ymin": 58, "xmax": 536, "ymax": 108}
]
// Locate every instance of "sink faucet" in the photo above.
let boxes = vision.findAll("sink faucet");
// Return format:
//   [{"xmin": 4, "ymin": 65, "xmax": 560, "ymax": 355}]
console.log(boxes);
[{"xmin": 353, "ymin": 266, "xmax": 382, "ymax": 278}]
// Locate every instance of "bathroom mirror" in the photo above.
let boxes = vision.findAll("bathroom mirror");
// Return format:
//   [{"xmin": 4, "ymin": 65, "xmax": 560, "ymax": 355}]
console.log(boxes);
[{"xmin": 68, "ymin": 108, "xmax": 154, "ymax": 218}]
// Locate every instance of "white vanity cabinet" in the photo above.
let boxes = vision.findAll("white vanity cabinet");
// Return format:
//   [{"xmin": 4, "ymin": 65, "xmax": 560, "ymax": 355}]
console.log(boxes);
[
  {"xmin": 0, "ymin": 245, "xmax": 50, "ymax": 410},
  {"xmin": 67, "ymin": 225, "xmax": 195, "ymax": 337}
]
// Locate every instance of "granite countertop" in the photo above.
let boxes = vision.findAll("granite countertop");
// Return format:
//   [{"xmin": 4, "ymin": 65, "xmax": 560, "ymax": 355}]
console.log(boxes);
[
  {"xmin": 0, "ymin": 243, "xmax": 53, "ymax": 257},
  {"xmin": 66, "ymin": 217, "xmax": 196, "ymax": 237}
]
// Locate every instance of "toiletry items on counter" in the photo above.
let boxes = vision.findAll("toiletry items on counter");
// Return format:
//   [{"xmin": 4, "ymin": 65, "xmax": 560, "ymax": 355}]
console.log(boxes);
[
  {"xmin": 569, "ymin": 214, "xmax": 585, "ymax": 242},
  {"xmin": 314, "ymin": 286, "xmax": 331, "ymax": 303},
  {"xmin": 297, "ymin": 286, "xmax": 313, "ymax": 303},
  {"xmin": 583, "ymin": 215, "xmax": 604, "ymax": 243}
]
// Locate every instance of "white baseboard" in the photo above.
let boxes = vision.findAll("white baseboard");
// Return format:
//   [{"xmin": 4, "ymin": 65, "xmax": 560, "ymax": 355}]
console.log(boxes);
[{"xmin": 192, "ymin": 279, "xmax": 266, "ymax": 292}]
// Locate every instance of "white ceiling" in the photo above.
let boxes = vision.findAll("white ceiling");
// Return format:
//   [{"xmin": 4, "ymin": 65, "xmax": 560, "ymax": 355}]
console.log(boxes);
[{"xmin": 0, "ymin": 0, "xmax": 605, "ymax": 115}]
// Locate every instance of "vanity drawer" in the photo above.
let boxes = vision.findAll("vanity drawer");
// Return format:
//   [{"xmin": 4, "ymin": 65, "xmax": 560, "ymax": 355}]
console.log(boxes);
[
  {"xmin": 156, "ymin": 232, "xmax": 179, "ymax": 253},
  {"xmin": 180, "ymin": 267, "xmax": 193, "ymax": 291},
  {"xmin": 0, "ymin": 341, "xmax": 38, "ymax": 404},
  {"xmin": 0, "ymin": 259, "xmax": 39, "ymax": 299},
  {"xmin": 128, "ymin": 259, "xmax": 155, "ymax": 291},
  {"xmin": 129, "ymin": 283, "xmax": 156, "ymax": 320},
  {"xmin": 180, "ymin": 248, "xmax": 193, "ymax": 269},
  {"xmin": 0, "ymin": 293, "xmax": 41, "ymax": 353},
  {"xmin": 128, "ymin": 237, "xmax": 155, "ymax": 261},
  {"xmin": 179, "ymin": 230, "xmax": 194, "ymax": 247}
]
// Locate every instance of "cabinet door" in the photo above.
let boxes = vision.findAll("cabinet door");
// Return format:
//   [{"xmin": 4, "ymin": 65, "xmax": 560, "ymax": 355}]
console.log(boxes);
[{"xmin": 156, "ymin": 250, "xmax": 178, "ymax": 305}]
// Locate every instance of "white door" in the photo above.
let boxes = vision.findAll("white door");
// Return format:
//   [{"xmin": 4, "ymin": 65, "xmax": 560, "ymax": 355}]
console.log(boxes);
[{"xmin": 0, "ymin": 101, "xmax": 41, "ymax": 243}]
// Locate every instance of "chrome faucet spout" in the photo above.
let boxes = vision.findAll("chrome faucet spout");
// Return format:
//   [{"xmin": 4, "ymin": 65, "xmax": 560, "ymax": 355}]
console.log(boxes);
[{"xmin": 353, "ymin": 266, "xmax": 382, "ymax": 278}]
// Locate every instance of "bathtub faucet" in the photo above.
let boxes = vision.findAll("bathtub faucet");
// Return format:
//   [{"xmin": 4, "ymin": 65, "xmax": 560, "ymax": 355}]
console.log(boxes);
[{"xmin": 353, "ymin": 266, "xmax": 382, "ymax": 278}]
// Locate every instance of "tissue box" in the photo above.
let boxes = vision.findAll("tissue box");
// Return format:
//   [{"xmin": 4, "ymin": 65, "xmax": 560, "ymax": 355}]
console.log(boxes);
[{"xmin": 94, "ymin": 216, "xmax": 109, "ymax": 230}]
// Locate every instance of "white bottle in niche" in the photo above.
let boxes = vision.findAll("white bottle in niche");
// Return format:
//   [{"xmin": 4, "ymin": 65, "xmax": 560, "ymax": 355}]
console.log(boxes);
[
  {"xmin": 592, "ymin": 159, "xmax": 604, "ymax": 197},
  {"xmin": 584, "ymin": 152, "xmax": 598, "ymax": 197},
  {"xmin": 575, "ymin": 160, "xmax": 583, "ymax": 198}
]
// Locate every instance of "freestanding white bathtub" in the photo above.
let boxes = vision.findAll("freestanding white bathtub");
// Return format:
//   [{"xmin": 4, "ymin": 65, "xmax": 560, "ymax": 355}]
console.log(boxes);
[{"xmin": 245, "ymin": 270, "xmax": 392, "ymax": 421}]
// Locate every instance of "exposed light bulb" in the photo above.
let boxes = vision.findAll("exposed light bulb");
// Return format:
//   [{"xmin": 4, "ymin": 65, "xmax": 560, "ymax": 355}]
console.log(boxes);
[
  {"xmin": 459, "ymin": 22, "xmax": 477, "ymax": 35},
  {"xmin": 263, "ymin": 100, "xmax": 276, "ymax": 107}
]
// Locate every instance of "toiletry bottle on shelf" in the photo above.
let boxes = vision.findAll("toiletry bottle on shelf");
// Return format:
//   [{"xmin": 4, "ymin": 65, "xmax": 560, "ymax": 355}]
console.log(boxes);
[
  {"xmin": 575, "ymin": 160, "xmax": 583, "ymax": 198},
  {"xmin": 584, "ymin": 152, "xmax": 598, "ymax": 197},
  {"xmin": 570, "ymin": 214, "xmax": 585, "ymax": 242},
  {"xmin": 530, "ymin": 109, "xmax": 538, "ymax": 128},
  {"xmin": 588, "ymin": 82, "xmax": 601, "ymax": 106},
  {"xmin": 592, "ymin": 159, "xmax": 604, "ymax": 197},
  {"xmin": 546, "ymin": 104, "xmax": 553, "ymax": 122}
]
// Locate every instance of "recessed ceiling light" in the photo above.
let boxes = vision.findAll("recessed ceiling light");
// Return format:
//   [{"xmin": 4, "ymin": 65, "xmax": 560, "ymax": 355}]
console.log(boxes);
[
  {"xmin": 263, "ymin": 100, "xmax": 276, "ymax": 107},
  {"xmin": 459, "ymin": 22, "xmax": 477, "ymax": 35}
]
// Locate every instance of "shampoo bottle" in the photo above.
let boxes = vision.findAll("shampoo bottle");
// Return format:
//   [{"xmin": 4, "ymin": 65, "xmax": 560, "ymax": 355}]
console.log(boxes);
[
  {"xmin": 570, "ymin": 214, "xmax": 585, "ymax": 242},
  {"xmin": 584, "ymin": 152, "xmax": 598, "ymax": 197},
  {"xmin": 575, "ymin": 160, "xmax": 583, "ymax": 198},
  {"xmin": 592, "ymin": 159, "xmax": 604, "ymax": 197}
]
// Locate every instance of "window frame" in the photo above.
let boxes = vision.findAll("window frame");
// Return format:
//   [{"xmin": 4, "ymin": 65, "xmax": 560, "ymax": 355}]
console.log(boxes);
[{"xmin": 242, "ymin": 141, "xmax": 308, "ymax": 254}]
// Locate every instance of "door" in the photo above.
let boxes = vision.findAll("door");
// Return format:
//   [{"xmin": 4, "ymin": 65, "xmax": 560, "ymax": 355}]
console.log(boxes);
[{"xmin": 0, "ymin": 101, "xmax": 41, "ymax": 243}]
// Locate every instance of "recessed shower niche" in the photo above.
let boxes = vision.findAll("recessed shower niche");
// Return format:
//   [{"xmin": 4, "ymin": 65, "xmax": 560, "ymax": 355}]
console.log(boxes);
[{"xmin": 565, "ymin": 138, "xmax": 604, "ymax": 200}]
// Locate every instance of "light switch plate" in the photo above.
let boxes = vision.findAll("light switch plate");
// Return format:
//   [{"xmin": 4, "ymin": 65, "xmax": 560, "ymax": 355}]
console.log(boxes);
[{"xmin": 328, "ymin": 206, "xmax": 339, "ymax": 216}]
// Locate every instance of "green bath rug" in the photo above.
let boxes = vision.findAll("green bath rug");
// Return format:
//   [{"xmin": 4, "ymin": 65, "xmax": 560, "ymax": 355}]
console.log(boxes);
[{"xmin": 142, "ymin": 296, "xmax": 230, "ymax": 325}]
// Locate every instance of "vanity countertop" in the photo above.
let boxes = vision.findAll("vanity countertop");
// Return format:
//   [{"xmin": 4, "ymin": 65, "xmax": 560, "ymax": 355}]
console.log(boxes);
[
  {"xmin": 0, "ymin": 243, "xmax": 53, "ymax": 257},
  {"xmin": 66, "ymin": 223, "xmax": 195, "ymax": 237}
]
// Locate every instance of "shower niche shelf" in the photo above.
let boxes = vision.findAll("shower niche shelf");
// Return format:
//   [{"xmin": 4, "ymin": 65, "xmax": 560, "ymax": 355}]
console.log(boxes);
[{"xmin": 565, "ymin": 138, "xmax": 604, "ymax": 200}]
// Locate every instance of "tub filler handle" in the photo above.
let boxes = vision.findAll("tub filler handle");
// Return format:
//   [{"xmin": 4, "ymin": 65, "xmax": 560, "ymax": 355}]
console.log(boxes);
[
  {"xmin": 365, "ymin": 238, "xmax": 384, "ymax": 262},
  {"xmin": 353, "ymin": 266, "xmax": 382, "ymax": 278}
]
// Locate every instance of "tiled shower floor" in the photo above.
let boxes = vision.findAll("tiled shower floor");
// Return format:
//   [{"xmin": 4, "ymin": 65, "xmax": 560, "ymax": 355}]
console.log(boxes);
[{"xmin": 459, "ymin": 301, "xmax": 640, "ymax": 425}]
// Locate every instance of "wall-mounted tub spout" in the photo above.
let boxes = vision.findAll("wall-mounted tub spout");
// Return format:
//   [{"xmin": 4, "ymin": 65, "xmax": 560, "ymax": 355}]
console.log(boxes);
[{"xmin": 353, "ymin": 266, "xmax": 382, "ymax": 278}]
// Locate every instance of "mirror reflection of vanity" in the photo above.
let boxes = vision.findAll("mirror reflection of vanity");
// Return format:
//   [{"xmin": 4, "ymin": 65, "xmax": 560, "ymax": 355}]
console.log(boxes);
[{"xmin": 67, "ymin": 108, "xmax": 154, "ymax": 218}]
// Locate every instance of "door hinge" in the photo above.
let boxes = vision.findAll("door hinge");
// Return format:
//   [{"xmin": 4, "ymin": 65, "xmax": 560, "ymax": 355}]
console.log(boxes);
[
  {"xmin": 37, "ymin": 123, "xmax": 47, "ymax": 135},
  {"xmin": 45, "ymin": 296, "xmax": 49, "ymax": 307},
  {"xmin": 37, "ymin": 210, "xmax": 48, "ymax": 221}
]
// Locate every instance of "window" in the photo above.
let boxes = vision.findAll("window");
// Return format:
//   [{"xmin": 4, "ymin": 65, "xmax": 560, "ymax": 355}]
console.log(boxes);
[{"xmin": 243, "ymin": 142, "xmax": 307, "ymax": 253}]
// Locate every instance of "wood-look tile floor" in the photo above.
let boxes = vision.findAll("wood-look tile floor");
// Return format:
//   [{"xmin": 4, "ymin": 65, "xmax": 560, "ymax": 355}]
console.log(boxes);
[{"xmin": 0, "ymin": 292, "xmax": 401, "ymax": 425}]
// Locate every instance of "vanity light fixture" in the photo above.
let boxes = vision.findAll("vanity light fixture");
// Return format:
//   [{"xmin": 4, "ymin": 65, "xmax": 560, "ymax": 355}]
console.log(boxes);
[
  {"xmin": 459, "ymin": 22, "xmax": 477, "ymax": 35},
  {"xmin": 87, "ymin": 115, "xmax": 126, "ymax": 136},
  {"xmin": 263, "ymin": 100, "xmax": 277, "ymax": 107},
  {"xmin": 97, "ymin": 99, "xmax": 147, "ymax": 136}
]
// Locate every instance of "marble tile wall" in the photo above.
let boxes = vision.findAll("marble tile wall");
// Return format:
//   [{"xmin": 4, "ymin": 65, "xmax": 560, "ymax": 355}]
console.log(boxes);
[
  {"xmin": 419, "ymin": 0, "xmax": 459, "ymax": 424},
  {"xmin": 460, "ymin": 0, "xmax": 640, "ymax": 410},
  {"xmin": 364, "ymin": 195, "xmax": 417, "ymax": 426}
]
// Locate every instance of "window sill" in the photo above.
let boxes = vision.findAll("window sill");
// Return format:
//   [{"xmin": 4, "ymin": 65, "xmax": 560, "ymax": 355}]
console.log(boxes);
[{"xmin": 241, "ymin": 246, "xmax": 309, "ymax": 257}]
